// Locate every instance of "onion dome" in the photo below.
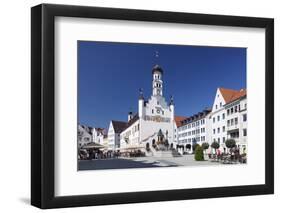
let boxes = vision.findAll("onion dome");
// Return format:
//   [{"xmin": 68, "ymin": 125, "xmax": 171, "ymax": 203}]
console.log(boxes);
[{"xmin": 152, "ymin": 64, "xmax": 163, "ymax": 75}]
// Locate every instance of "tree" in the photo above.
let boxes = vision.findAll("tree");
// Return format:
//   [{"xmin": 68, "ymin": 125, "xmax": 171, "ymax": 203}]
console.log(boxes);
[
  {"xmin": 211, "ymin": 141, "xmax": 220, "ymax": 152},
  {"xmin": 194, "ymin": 145, "xmax": 204, "ymax": 161},
  {"xmin": 201, "ymin": 142, "xmax": 209, "ymax": 153},
  {"xmin": 225, "ymin": 139, "xmax": 236, "ymax": 153}
]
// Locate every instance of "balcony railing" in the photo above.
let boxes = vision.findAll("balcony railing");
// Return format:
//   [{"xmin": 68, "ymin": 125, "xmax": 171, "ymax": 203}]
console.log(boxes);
[{"xmin": 227, "ymin": 124, "xmax": 239, "ymax": 131}]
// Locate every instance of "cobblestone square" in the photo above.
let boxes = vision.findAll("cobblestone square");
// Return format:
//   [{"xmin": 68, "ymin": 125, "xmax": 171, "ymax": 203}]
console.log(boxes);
[{"xmin": 78, "ymin": 154, "xmax": 231, "ymax": 170}]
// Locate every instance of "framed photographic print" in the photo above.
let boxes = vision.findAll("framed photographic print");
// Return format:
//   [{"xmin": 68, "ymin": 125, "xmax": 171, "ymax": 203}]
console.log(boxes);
[{"xmin": 31, "ymin": 3, "xmax": 274, "ymax": 209}]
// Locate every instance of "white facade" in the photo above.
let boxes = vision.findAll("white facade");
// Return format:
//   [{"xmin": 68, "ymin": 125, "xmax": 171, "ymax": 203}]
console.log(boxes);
[
  {"xmin": 176, "ymin": 87, "xmax": 247, "ymax": 153},
  {"xmin": 92, "ymin": 127, "xmax": 107, "ymax": 145},
  {"xmin": 102, "ymin": 136, "xmax": 109, "ymax": 148},
  {"xmin": 107, "ymin": 121, "xmax": 116, "ymax": 150},
  {"xmin": 225, "ymin": 96, "xmax": 247, "ymax": 152},
  {"xmin": 177, "ymin": 110, "xmax": 211, "ymax": 153},
  {"xmin": 120, "ymin": 119, "xmax": 140, "ymax": 148},
  {"xmin": 211, "ymin": 88, "xmax": 247, "ymax": 152},
  {"xmin": 77, "ymin": 124, "xmax": 92, "ymax": 148},
  {"xmin": 209, "ymin": 88, "xmax": 228, "ymax": 150},
  {"xmin": 108, "ymin": 120, "xmax": 127, "ymax": 150},
  {"xmin": 120, "ymin": 65, "xmax": 176, "ymax": 149}
]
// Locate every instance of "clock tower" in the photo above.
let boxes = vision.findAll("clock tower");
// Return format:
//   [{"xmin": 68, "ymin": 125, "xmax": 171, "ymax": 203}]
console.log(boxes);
[{"xmin": 152, "ymin": 64, "xmax": 163, "ymax": 96}]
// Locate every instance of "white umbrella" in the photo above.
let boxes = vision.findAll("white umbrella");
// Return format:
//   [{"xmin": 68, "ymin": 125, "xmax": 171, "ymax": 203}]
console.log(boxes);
[{"xmin": 82, "ymin": 142, "xmax": 104, "ymax": 149}]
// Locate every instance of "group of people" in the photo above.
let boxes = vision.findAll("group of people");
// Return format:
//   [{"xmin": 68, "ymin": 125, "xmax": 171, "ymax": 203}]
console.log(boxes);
[
  {"xmin": 78, "ymin": 148, "xmax": 147, "ymax": 160},
  {"xmin": 121, "ymin": 149, "xmax": 145, "ymax": 158},
  {"xmin": 79, "ymin": 149, "xmax": 121, "ymax": 160},
  {"xmin": 208, "ymin": 146, "xmax": 247, "ymax": 163}
]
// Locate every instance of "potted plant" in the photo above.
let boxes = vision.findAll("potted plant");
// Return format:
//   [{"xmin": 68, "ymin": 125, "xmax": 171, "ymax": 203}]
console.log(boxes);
[
  {"xmin": 194, "ymin": 145, "xmax": 204, "ymax": 161},
  {"xmin": 225, "ymin": 138, "xmax": 236, "ymax": 153}
]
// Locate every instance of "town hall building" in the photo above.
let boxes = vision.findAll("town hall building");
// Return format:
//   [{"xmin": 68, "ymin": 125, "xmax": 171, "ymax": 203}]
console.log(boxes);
[{"xmin": 119, "ymin": 65, "xmax": 177, "ymax": 150}]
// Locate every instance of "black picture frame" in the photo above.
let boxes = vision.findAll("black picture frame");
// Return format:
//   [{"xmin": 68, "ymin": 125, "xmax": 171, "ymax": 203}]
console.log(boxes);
[{"xmin": 31, "ymin": 3, "xmax": 274, "ymax": 209}]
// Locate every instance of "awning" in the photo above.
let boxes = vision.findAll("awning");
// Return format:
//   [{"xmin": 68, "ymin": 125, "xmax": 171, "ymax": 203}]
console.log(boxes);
[{"xmin": 82, "ymin": 142, "xmax": 105, "ymax": 149}]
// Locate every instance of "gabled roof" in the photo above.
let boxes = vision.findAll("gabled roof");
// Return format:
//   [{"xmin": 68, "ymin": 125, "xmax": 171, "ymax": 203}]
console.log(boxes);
[
  {"xmin": 94, "ymin": 127, "xmax": 107, "ymax": 135},
  {"xmin": 126, "ymin": 113, "xmax": 139, "ymax": 128},
  {"xmin": 94, "ymin": 127, "xmax": 104, "ymax": 132},
  {"xmin": 111, "ymin": 120, "xmax": 127, "ymax": 133},
  {"xmin": 219, "ymin": 88, "xmax": 246, "ymax": 104},
  {"xmin": 121, "ymin": 113, "xmax": 140, "ymax": 133},
  {"xmin": 78, "ymin": 124, "xmax": 93, "ymax": 135},
  {"xmin": 174, "ymin": 116, "xmax": 188, "ymax": 127}
]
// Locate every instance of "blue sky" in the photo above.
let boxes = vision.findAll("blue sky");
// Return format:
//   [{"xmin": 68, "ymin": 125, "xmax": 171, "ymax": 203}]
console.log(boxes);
[{"xmin": 78, "ymin": 41, "xmax": 246, "ymax": 128}]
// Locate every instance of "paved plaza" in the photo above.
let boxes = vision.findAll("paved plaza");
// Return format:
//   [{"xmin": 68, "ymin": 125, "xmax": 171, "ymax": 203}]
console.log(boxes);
[{"xmin": 78, "ymin": 154, "xmax": 226, "ymax": 170}]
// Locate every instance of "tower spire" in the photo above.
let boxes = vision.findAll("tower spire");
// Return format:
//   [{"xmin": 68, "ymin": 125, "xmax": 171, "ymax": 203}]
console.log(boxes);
[
  {"xmin": 169, "ymin": 95, "xmax": 174, "ymax": 105},
  {"xmin": 128, "ymin": 106, "xmax": 133, "ymax": 121},
  {"xmin": 139, "ymin": 88, "xmax": 144, "ymax": 100},
  {"xmin": 155, "ymin": 50, "xmax": 159, "ymax": 64}
]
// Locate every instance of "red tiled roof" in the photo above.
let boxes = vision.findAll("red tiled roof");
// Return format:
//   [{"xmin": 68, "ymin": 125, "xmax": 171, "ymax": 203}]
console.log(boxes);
[
  {"xmin": 174, "ymin": 116, "xmax": 188, "ymax": 127},
  {"xmin": 219, "ymin": 88, "xmax": 246, "ymax": 104}
]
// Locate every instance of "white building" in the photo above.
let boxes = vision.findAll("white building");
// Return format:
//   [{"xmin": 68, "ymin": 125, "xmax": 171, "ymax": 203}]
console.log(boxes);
[
  {"xmin": 209, "ymin": 88, "xmax": 228, "ymax": 150},
  {"xmin": 177, "ymin": 109, "xmax": 211, "ymax": 153},
  {"xmin": 224, "ymin": 89, "xmax": 247, "ymax": 152},
  {"xmin": 77, "ymin": 124, "xmax": 93, "ymax": 148},
  {"xmin": 107, "ymin": 120, "xmax": 127, "ymax": 150},
  {"xmin": 102, "ymin": 136, "xmax": 109, "ymax": 148},
  {"xmin": 176, "ymin": 87, "xmax": 247, "ymax": 154},
  {"xmin": 209, "ymin": 87, "xmax": 247, "ymax": 152},
  {"xmin": 92, "ymin": 127, "xmax": 107, "ymax": 145},
  {"xmin": 120, "ymin": 65, "xmax": 176, "ymax": 150},
  {"xmin": 174, "ymin": 116, "xmax": 188, "ymax": 146}
]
